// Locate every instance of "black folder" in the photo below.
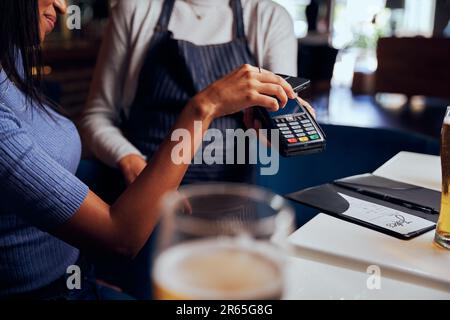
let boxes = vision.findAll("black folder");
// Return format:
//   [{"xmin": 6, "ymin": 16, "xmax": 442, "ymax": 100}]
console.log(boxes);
[{"xmin": 286, "ymin": 174, "xmax": 441, "ymax": 239}]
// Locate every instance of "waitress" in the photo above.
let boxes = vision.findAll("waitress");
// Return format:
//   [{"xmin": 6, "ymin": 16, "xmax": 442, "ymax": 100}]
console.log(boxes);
[{"xmin": 82, "ymin": 0, "xmax": 298, "ymax": 185}]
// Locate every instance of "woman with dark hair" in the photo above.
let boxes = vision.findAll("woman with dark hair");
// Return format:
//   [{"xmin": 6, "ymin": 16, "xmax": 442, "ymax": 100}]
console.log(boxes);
[{"xmin": 0, "ymin": 0, "xmax": 295, "ymax": 299}]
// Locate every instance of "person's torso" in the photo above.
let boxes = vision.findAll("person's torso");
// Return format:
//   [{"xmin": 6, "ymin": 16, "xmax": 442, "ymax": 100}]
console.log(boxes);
[
  {"xmin": 123, "ymin": 0, "xmax": 257, "ymax": 184},
  {"xmin": 0, "ymin": 72, "xmax": 81, "ymax": 296}
]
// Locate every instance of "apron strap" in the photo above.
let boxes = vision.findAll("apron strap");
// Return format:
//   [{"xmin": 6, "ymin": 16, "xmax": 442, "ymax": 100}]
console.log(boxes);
[
  {"xmin": 155, "ymin": 0, "xmax": 176, "ymax": 32},
  {"xmin": 231, "ymin": 0, "xmax": 246, "ymax": 40}
]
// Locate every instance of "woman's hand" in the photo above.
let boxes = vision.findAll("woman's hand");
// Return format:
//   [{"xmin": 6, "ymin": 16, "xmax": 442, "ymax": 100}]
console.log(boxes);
[
  {"xmin": 190, "ymin": 64, "xmax": 296, "ymax": 121},
  {"xmin": 54, "ymin": 66, "xmax": 303, "ymax": 258},
  {"xmin": 118, "ymin": 154, "xmax": 147, "ymax": 185}
]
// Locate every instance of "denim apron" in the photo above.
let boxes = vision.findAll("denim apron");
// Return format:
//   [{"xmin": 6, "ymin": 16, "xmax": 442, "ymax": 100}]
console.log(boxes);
[{"xmin": 122, "ymin": 0, "xmax": 257, "ymax": 184}]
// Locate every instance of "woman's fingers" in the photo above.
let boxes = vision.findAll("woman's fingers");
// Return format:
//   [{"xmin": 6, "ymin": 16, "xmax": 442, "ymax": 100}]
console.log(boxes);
[
  {"xmin": 251, "ymin": 93, "xmax": 280, "ymax": 112},
  {"xmin": 236, "ymin": 64, "xmax": 295, "ymax": 100},
  {"xmin": 236, "ymin": 64, "xmax": 260, "ymax": 76},
  {"xmin": 198, "ymin": 64, "xmax": 301, "ymax": 119},
  {"xmin": 257, "ymin": 83, "xmax": 288, "ymax": 108},
  {"xmin": 255, "ymin": 69, "xmax": 296, "ymax": 99}
]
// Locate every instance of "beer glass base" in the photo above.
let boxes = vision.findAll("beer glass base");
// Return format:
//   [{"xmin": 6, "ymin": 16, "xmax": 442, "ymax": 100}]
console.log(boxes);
[{"xmin": 434, "ymin": 233, "xmax": 450, "ymax": 250}]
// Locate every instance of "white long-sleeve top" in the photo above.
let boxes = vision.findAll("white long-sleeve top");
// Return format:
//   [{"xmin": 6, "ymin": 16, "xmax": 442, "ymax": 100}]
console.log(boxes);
[{"xmin": 81, "ymin": 0, "xmax": 298, "ymax": 167}]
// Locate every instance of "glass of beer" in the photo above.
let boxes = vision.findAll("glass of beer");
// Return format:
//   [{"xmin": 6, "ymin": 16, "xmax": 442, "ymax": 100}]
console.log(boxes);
[
  {"xmin": 435, "ymin": 106, "xmax": 450, "ymax": 249},
  {"xmin": 153, "ymin": 183, "xmax": 295, "ymax": 300}
]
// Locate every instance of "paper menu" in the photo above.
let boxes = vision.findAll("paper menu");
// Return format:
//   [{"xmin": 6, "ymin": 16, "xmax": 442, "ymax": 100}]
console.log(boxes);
[{"xmin": 338, "ymin": 193, "xmax": 436, "ymax": 236}]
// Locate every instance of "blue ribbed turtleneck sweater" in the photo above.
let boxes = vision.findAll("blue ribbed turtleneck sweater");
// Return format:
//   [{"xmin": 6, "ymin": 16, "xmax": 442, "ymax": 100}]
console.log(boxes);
[{"xmin": 0, "ymin": 69, "xmax": 89, "ymax": 296}]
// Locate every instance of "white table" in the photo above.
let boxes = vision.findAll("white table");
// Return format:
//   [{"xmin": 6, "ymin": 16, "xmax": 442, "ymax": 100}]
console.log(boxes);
[{"xmin": 284, "ymin": 152, "xmax": 450, "ymax": 300}]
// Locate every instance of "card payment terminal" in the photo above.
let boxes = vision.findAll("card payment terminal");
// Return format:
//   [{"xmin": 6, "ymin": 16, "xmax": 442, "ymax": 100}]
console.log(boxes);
[{"xmin": 256, "ymin": 75, "xmax": 326, "ymax": 157}]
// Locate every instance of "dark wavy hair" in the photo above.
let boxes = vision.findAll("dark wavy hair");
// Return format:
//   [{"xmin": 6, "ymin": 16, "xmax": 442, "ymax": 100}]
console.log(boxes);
[{"xmin": 0, "ymin": 0, "xmax": 56, "ymax": 111}]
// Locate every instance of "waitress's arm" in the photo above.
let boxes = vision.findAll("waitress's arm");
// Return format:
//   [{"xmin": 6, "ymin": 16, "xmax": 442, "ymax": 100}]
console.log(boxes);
[
  {"xmin": 55, "ymin": 65, "xmax": 295, "ymax": 258},
  {"xmin": 80, "ymin": 1, "xmax": 146, "ymax": 169}
]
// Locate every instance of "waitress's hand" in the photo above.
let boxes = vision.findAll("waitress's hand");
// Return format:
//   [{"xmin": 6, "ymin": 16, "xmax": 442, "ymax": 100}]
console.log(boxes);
[
  {"xmin": 190, "ymin": 64, "xmax": 296, "ymax": 120},
  {"xmin": 118, "ymin": 154, "xmax": 147, "ymax": 185},
  {"xmin": 297, "ymin": 97, "xmax": 316, "ymax": 119}
]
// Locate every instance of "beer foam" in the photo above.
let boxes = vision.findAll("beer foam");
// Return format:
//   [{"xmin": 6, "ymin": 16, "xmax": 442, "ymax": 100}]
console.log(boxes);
[{"xmin": 153, "ymin": 239, "xmax": 284, "ymax": 300}]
